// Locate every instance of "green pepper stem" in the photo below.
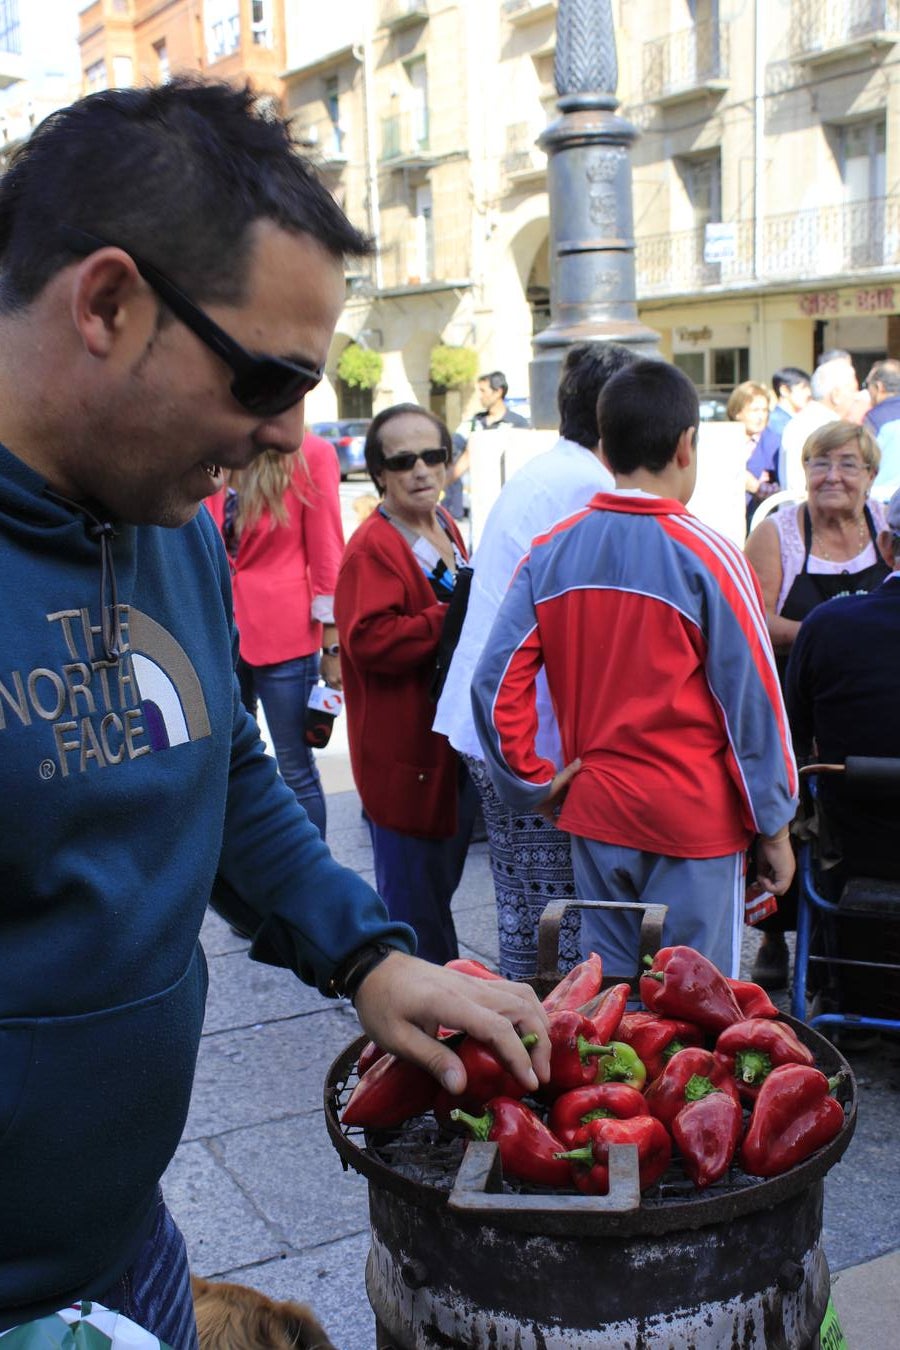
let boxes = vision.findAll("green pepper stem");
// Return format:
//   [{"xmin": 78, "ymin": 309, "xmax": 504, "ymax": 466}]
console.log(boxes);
[
  {"xmin": 663, "ymin": 1039, "xmax": 684, "ymax": 1062},
  {"xmin": 521, "ymin": 1032, "xmax": 539, "ymax": 1051},
  {"xmin": 642, "ymin": 955, "xmax": 654, "ymax": 968},
  {"xmin": 735, "ymin": 1049, "xmax": 772, "ymax": 1085},
  {"xmin": 827, "ymin": 1073, "xmax": 845, "ymax": 1095},
  {"xmin": 683, "ymin": 1074, "xmax": 717, "ymax": 1102},
  {"xmin": 554, "ymin": 1143, "xmax": 593, "ymax": 1163},
  {"xmin": 578, "ymin": 1036, "xmax": 613, "ymax": 1060},
  {"xmin": 450, "ymin": 1108, "xmax": 492, "ymax": 1141}
]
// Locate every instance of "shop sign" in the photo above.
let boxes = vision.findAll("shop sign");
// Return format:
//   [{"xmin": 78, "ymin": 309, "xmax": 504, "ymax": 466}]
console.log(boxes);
[
  {"xmin": 797, "ymin": 286, "xmax": 897, "ymax": 317},
  {"xmin": 704, "ymin": 223, "xmax": 737, "ymax": 263},
  {"xmin": 676, "ymin": 326, "xmax": 713, "ymax": 345}
]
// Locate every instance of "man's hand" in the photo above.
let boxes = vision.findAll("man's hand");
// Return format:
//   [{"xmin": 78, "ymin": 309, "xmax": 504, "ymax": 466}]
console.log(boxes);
[
  {"xmin": 536, "ymin": 758, "xmax": 581, "ymax": 820},
  {"xmin": 351, "ymin": 953, "xmax": 551, "ymax": 1097},
  {"xmin": 755, "ymin": 833, "xmax": 795, "ymax": 895}
]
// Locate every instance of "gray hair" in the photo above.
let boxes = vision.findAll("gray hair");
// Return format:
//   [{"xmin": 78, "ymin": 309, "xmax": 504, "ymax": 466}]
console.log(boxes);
[{"xmin": 810, "ymin": 357, "xmax": 854, "ymax": 402}]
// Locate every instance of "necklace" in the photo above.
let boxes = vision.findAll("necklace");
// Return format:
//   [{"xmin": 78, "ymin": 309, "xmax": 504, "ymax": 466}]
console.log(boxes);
[{"xmin": 811, "ymin": 514, "xmax": 867, "ymax": 563}]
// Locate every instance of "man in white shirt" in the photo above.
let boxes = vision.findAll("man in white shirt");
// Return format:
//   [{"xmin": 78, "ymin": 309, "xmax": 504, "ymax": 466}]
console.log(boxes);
[
  {"xmin": 779, "ymin": 355, "xmax": 859, "ymax": 494},
  {"xmin": 434, "ymin": 341, "xmax": 637, "ymax": 979}
]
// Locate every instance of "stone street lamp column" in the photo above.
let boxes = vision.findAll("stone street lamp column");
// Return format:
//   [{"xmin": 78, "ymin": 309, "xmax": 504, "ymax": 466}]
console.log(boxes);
[{"xmin": 529, "ymin": 0, "xmax": 660, "ymax": 427}]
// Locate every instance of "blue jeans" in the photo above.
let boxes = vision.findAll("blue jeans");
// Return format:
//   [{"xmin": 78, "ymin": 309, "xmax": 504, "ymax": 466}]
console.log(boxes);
[
  {"xmin": 238, "ymin": 654, "xmax": 327, "ymax": 839},
  {"xmin": 369, "ymin": 768, "xmax": 478, "ymax": 965},
  {"xmin": 96, "ymin": 1191, "xmax": 198, "ymax": 1350}
]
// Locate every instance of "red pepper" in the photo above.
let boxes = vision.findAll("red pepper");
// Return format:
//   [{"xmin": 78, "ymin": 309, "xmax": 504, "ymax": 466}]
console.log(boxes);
[
  {"xmin": 548, "ymin": 1083, "xmax": 649, "ymax": 1147},
  {"xmin": 451, "ymin": 1097, "xmax": 572, "ymax": 1187},
  {"xmin": 342, "ymin": 1053, "xmax": 438, "ymax": 1128},
  {"xmin": 542, "ymin": 952, "xmax": 604, "ymax": 1012},
  {"xmin": 728, "ymin": 978, "xmax": 779, "ymax": 1020},
  {"xmin": 640, "ymin": 946, "xmax": 743, "ymax": 1034},
  {"xmin": 432, "ymin": 1031, "xmax": 539, "ymax": 1115},
  {"xmin": 740, "ymin": 1065, "xmax": 845, "ymax": 1178},
  {"xmin": 545, "ymin": 1010, "xmax": 620, "ymax": 1097},
  {"xmin": 357, "ymin": 1040, "xmax": 386, "ymax": 1077},
  {"xmin": 644, "ymin": 1047, "xmax": 741, "ymax": 1130},
  {"xmin": 578, "ymin": 982, "xmax": 631, "ymax": 1044},
  {"xmin": 671, "ymin": 1081, "xmax": 743, "ymax": 1189},
  {"xmin": 444, "ymin": 957, "xmax": 503, "ymax": 982},
  {"xmin": 616, "ymin": 1011, "xmax": 704, "ymax": 1082},
  {"xmin": 556, "ymin": 1115, "xmax": 672, "ymax": 1194},
  {"xmin": 715, "ymin": 1018, "xmax": 815, "ymax": 1101}
]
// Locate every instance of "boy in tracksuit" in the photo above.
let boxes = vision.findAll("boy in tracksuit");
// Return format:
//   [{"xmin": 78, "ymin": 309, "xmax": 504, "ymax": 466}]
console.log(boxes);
[{"xmin": 472, "ymin": 360, "xmax": 798, "ymax": 979}]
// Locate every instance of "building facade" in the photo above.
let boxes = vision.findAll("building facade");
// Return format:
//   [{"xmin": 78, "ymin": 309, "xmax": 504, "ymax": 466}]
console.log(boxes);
[
  {"xmin": 72, "ymin": 0, "xmax": 900, "ymax": 421},
  {"xmin": 78, "ymin": 0, "xmax": 285, "ymax": 103}
]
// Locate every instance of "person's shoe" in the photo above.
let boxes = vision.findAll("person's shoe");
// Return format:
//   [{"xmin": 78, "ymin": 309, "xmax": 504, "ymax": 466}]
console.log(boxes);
[{"xmin": 751, "ymin": 933, "xmax": 790, "ymax": 990}]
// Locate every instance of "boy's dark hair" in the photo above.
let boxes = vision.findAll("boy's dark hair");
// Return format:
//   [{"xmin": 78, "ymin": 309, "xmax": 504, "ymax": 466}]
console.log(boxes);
[
  {"xmin": 365, "ymin": 402, "xmax": 452, "ymax": 495},
  {"xmin": 555, "ymin": 341, "xmax": 637, "ymax": 449},
  {"xmin": 598, "ymin": 360, "xmax": 699, "ymax": 474},
  {"xmin": 478, "ymin": 371, "xmax": 508, "ymax": 395},
  {"xmin": 772, "ymin": 366, "xmax": 811, "ymax": 397},
  {"xmin": 0, "ymin": 78, "xmax": 373, "ymax": 313}
]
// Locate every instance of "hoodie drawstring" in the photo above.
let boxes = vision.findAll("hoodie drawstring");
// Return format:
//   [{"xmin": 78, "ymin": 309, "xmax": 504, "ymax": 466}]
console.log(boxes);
[{"xmin": 44, "ymin": 491, "xmax": 121, "ymax": 665}]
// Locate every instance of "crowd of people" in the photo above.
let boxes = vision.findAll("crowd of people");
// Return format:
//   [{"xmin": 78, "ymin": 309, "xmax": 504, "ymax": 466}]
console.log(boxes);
[{"xmin": 2, "ymin": 74, "xmax": 898, "ymax": 1349}]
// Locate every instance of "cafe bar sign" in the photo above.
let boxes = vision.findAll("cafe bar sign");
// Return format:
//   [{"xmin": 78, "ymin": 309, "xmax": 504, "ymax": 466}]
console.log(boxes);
[{"xmin": 798, "ymin": 286, "xmax": 897, "ymax": 317}]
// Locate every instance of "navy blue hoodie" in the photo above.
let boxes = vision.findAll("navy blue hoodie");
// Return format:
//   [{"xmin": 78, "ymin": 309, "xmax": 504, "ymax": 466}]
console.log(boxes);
[{"xmin": 0, "ymin": 443, "xmax": 413, "ymax": 1325}]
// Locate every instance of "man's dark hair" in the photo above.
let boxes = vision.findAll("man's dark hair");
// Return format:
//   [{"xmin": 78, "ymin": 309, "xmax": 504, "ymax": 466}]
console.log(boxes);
[
  {"xmin": 555, "ymin": 342, "xmax": 637, "ymax": 449},
  {"xmin": 364, "ymin": 402, "xmax": 452, "ymax": 495},
  {"xmin": 478, "ymin": 371, "xmax": 508, "ymax": 396},
  {"xmin": 0, "ymin": 78, "xmax": 373, "ymax": 313},
  {"xmin": 772, "ymin": 366, "xmax": 811, "ymax": 397},
  {"xmin": 598, "ymin": 360, "xmax": 699, "ymax": 474},
  {"xmin": 867, "ymin": 359, "xmax": 900, "ymax": 395}
]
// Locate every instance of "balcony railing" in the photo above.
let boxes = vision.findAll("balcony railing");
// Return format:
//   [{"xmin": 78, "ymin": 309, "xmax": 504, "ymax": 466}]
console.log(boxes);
[
  {"xmin": 790, "ymin": 0, "xmax": 900, "ymax": 61},
  {"xmin": 502, "ymin": 0, "xmax": 556, "ymax": 24},
  {"xmin": 642, "ymin": 20, "xmax": 728, "ymax": 104},
  {"xmin": 502, "ymin": 122, "xmax": 547, "ymax": 183},
  {"xmin": 380, "ymin": 0, "xmax": 428, "ymax": 29},
  {"xmin": 636, "ymin": 197, "xmax": 900, "ymax": 297},
  {"xmin": 380, "ymin": 111, "xmax": 431, "ymax": 165}
]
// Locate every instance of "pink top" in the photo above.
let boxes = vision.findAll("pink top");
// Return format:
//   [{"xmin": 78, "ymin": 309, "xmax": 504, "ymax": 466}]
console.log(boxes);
[
  {"xmin": 206, "ymin": 432, "xmax": 344, "ymax": 666},
  {"xmin": 773, "ymin": 500, "xmax": 886, "ymax": 613}
]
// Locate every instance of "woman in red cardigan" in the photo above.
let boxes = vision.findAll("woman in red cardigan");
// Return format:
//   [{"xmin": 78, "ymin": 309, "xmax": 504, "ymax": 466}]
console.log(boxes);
[
  {"xmin": 207, "ymin": 432, "xmax": 344, "ymax": 839},
  {"xmin": 335, "ymin": 404, "xmax": 478, "ymax": 964}
]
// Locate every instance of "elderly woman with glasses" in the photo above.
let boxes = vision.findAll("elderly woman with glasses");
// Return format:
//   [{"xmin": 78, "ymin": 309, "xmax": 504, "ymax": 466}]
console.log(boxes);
[
  {"xmin": 743, "ymin": 419, "xmax": 889, "ymax": 989},
  {"xmin": 334, "ymin": 403, "xmax": 477, "ymax": 964}
]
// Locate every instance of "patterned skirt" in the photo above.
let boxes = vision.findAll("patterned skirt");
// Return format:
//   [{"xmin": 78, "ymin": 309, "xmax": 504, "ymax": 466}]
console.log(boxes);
[{"xmin": 464, "ymin": 756, "xmax": 581, "ymax": 981}]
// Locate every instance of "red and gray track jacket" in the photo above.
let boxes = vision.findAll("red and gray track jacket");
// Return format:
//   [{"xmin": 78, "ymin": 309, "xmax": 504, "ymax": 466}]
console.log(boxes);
[{"xmin": 472, "ymin": 493, "xmax": 798, "ymax": 858}]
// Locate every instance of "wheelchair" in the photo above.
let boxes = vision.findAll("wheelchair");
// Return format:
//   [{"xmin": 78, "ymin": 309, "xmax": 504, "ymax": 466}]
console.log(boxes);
[{"xmin": 792, "ymin": 756, "xmax": 900, "ymax": 1038}]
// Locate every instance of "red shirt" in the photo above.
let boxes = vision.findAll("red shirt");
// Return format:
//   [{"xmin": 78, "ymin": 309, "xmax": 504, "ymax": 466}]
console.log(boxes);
[{"xmin": 206, "ymin": 433, "xmax": 344, "ymax": 666}]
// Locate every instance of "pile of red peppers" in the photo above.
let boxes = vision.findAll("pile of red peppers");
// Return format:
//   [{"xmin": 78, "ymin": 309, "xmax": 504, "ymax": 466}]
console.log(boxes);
[{"xmin": 341, "ymin": 945, "xmax": 846, "ymax": 1195}]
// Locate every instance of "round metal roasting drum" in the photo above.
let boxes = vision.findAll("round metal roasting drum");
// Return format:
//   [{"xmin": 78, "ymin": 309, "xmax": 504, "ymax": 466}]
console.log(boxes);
[{"xmin": 325, "ymin": 907, "xmax": 858, "ymax": 1348}]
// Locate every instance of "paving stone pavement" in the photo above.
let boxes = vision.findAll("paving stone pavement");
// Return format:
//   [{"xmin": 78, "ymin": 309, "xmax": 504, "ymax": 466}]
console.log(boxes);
[{"xmin": 164, "ymin": 786, "xmax": 900, "ymax": 1350}]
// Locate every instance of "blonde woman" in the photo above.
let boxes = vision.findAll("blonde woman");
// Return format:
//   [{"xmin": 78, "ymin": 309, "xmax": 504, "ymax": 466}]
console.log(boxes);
[{"xmin": 207, "ymin": 434, "xmax": 344, "ymax": 838}]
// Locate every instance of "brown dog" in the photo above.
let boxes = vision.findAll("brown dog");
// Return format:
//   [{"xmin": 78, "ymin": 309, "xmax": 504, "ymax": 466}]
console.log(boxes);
[{"xmin": 191, "ymin": 1275, "xmax": 338, "ymax": 1350}]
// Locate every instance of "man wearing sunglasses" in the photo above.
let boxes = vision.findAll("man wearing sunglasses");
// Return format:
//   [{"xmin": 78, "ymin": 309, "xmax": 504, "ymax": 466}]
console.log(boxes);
[{"xmin": 0, "ymin": 79, "xmax": 550, "ymax": 1344}]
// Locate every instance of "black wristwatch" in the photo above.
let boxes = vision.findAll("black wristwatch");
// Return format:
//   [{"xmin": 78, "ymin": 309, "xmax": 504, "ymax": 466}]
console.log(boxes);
[
  {"xmin": 322, "ymin": 643, "xmax": 340, "ymax": 657},
  {"xmin": 329, "ymin": 941, "xmax": 395, "ymax": 1004}
]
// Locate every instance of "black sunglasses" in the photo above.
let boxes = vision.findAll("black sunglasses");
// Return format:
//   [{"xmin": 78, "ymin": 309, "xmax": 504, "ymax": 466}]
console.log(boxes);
[
  {"xmin": 58, "ymin": 226, "xmax": 323, "ymax": 418},
  {"xmin": 380, "ymin": 447, "xmax": 450, "ymax": 472}
]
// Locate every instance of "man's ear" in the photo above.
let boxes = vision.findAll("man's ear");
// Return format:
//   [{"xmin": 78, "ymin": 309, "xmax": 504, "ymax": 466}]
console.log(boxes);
[{"xmin": 69, "ymin": 249, "xmax": 153, "ymax": 359}]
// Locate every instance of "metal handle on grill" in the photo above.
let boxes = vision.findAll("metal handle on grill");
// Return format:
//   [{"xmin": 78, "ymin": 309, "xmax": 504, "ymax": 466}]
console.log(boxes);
[
  {"xmin": 535, "ymin": 899, "xmax": 669, "ymax": 996},
  {"xmin": 447, "ymin": 1140, "xmax": 642, "ymax": 1215}
]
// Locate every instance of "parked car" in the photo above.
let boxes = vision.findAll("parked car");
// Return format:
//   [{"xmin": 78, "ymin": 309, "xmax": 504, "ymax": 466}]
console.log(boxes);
[{"xmin": 310, "ymin": 419, "xmax": 371, "ymax": 480}]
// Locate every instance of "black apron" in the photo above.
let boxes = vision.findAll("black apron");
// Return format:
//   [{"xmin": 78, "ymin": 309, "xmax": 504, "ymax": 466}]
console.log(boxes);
[{"xmin": 776, "ymin": 503, "xmax": 889, "ymax": 683}]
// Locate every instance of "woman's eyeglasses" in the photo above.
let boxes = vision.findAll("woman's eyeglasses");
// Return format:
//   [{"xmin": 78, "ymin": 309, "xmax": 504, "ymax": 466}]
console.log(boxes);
[
  {"xmin": 380, "ymin": 448, "xmax": 450, "ymax": 472},
  {"xmin": 58, "ymin": 225, "xmax": 323, "ymax": 419},
  {"xmin": 806, "ymin": 458, "xmax": 865, "ymax": 478}
]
